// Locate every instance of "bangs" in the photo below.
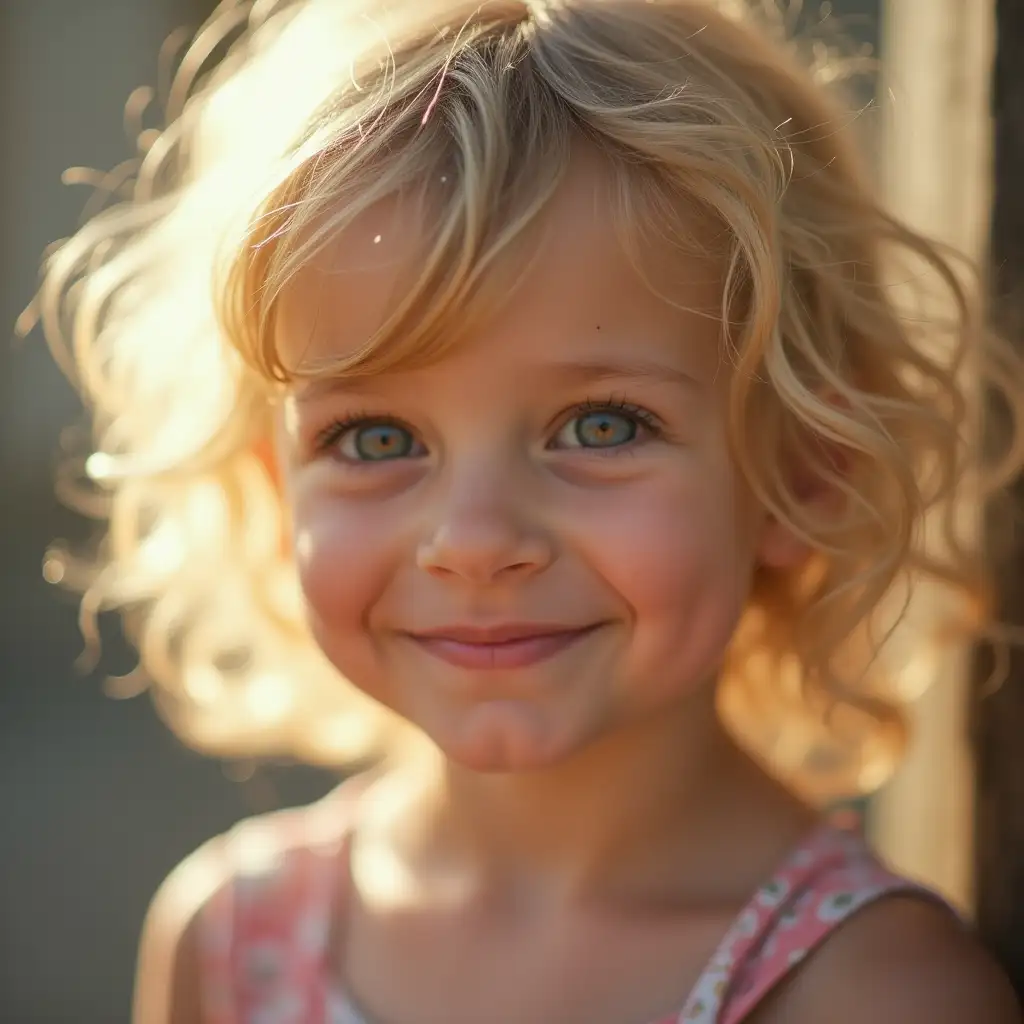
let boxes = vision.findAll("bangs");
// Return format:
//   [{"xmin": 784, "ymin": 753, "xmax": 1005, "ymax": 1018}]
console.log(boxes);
[
  {"xmin": 216, "ymin": 2, "xmax": 744, "ymax": 388},
  {"xmin": 222, "ymin": 15, "xmax": 573, "ymax": 384}
]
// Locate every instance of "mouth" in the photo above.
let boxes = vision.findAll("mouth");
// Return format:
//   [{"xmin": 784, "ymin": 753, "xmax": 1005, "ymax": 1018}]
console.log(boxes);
[{"xmin": 405, "ymin": 623, "xmax": 605, "ymax": 671}]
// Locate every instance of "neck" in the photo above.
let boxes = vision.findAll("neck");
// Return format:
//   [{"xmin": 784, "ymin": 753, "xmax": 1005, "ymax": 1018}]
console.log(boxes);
[{"xmin": 368, "ymin": 689, "xmax": 811, "ymax": 908}]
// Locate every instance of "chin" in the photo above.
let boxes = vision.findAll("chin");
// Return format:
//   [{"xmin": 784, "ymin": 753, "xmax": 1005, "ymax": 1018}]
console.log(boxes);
[{"xmin": 428, "ymin": 703, "xmax": 596, "ymax": 774}]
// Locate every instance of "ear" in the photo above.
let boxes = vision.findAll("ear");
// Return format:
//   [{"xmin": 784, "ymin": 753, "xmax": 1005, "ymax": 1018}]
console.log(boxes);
[
  {"xmin": 755, "ymin": 434, "xmax": 848, "ymax": 570},
  {"xmin": 252, "ymin": 431, "xmax": 282, "ymax": 491},
  {"xmin": 250, "ymin": 429, "xmax": 293, "ymax": 557},
  {"xmin": 756, "ymin": 513, "xmax": 810, "ymax": 569}
]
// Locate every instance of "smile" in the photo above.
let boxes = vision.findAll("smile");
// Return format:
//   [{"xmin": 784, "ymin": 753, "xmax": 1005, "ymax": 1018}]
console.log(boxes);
[{"xmin": 406, "ymin": 623, "xmax": 603, "ymax": 670}]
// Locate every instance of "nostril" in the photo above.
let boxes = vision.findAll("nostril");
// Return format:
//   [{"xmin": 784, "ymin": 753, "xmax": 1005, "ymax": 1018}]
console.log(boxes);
[{"xmin": 415, "ymin": 526, "xmax": 554, "ymax": 582}]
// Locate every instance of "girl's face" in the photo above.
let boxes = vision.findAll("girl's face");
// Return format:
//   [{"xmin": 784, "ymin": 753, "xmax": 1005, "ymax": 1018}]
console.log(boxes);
[{"xmin": 276, "ymin": 147, "xmax": 802, "ymax": 773}]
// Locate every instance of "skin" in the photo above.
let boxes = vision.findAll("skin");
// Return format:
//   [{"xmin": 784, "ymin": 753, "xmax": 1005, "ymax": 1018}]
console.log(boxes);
[{"xmin": 134, "ymin": 144, "xmax": 1021, "ymax": 1023}]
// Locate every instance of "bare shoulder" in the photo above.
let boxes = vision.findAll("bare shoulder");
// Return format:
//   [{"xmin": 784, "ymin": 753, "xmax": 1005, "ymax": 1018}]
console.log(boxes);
[
  {"xmin": 132, "ymin": 831, "xmax": 228, "ymax": 1024},
  {"xmin": 755, "ymin": 895, "xmax": 1021, "ymax": 1024},
  {"xmin": 131, "ymin": 797, "xmax": 347, "ymax": 1024}
]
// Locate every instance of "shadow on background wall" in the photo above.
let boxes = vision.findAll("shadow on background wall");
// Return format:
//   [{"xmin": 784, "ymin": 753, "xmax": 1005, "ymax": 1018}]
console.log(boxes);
[{"xmin": 0, "ymin": 1, "xmax": 877, "ymax": 1021}]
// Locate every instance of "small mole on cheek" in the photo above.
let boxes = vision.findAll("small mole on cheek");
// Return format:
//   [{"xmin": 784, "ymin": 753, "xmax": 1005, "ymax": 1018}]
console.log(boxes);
[{"xmin": 596, "ymin": 324, "xmax": 602, "ymax": 331}]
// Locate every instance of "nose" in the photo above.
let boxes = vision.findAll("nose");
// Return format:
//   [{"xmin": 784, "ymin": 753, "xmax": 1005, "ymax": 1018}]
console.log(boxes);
[{"xmin": 416, "ymin": 462, "xmax": 554, "ymax": 585}]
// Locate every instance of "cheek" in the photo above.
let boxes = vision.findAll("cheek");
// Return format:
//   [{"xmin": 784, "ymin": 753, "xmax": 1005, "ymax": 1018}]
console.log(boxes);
[
  {"xmin": 582, "ymin": 465, "xmax": 757, "ymax": 685},
  {"xmin": 290, "ymin": 486, "xmax": 393, "ymax": 641}
]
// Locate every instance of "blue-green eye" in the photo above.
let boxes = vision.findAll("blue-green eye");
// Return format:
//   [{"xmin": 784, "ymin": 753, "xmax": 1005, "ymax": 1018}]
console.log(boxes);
[
  {"xmin": 338, "ymin": 421, "xmax": 419, "ymax": 461},
  {"xmin": 555, "ymin": 408, "xmax": 640, "ymax": 449}
]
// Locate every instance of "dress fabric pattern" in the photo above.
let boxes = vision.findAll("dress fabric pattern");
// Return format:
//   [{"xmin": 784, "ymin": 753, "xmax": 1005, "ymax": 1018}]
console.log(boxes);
[{"xmin": 198, "ymin": 793, "xmax": 945, "ymax": 1024}]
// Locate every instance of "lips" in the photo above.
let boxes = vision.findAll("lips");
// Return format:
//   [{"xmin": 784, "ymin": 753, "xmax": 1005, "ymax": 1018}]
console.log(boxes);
[{"xmin": 406, "ymin": 623, "xmax": 603, "ymax": 670}]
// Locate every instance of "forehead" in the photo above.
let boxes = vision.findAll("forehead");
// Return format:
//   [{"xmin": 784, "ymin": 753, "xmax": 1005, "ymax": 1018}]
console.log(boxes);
[{"xmin": 274, "ymin": 144, "xmax": 727, "ymax": 382}]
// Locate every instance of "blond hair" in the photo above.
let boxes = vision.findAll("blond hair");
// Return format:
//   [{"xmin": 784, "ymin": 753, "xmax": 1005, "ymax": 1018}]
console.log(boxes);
[{"xmin": 28, "ymin": 0, "xmax": 1024, "ymax": 797}]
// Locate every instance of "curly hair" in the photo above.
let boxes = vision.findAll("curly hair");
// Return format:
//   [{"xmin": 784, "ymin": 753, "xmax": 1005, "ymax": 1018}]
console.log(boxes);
[{"xmin": 28, "ymin": 0, "xmax": 1024, "ymax": 797}]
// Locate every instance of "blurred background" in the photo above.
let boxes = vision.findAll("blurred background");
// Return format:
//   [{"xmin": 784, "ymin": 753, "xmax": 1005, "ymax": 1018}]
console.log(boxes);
[
  {"xmin": 4, "ymin": 1, "xmax": 1018, "ymax": 1022},
  {"xmin": 0, "ymin": 4, "xmax": 346, "ymax": 1020}
]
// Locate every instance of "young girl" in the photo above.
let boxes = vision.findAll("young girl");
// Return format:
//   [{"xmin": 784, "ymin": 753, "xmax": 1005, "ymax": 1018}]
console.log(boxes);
[{"xmin": 31, "ymin": 0, "xmax": 1024, "ymax": 1021}]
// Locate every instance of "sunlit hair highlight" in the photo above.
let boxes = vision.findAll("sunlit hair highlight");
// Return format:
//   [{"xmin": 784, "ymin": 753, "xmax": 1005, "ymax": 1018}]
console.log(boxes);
[{"xmin": 29, "ymin": 0, "xmax": 1024, "ymax": 797}]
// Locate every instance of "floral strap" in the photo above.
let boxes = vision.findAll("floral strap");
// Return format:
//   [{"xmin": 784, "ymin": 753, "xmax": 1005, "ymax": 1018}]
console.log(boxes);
[{"xmin": 672, "ymin": 825, "xmax": 953, "ymax": 1024}]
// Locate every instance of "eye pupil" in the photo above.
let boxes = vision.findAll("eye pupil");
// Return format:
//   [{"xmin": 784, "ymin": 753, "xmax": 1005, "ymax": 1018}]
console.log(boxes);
[{"xmin": 575, "ymin": 411, "xmax": 636, "ymax": 447}]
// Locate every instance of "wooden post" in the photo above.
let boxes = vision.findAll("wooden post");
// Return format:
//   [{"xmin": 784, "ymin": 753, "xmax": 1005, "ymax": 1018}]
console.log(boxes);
[
  {"xmin": 974, "ymin": 0, "xmax": 1024, "ymax": 996},
  {"xmin": 869, "ymin": 0, "xmax": 996, "ymax": 913}
]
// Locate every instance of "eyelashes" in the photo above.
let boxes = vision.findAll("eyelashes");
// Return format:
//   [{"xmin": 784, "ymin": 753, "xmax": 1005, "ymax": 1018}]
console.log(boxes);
[
  {"xmin": 311, "ymin": 396, "xmax": 665, "ymax": 465},
  {"xmin": 312, "ymin": 411, "xmax": 415, "ymax": 461}
]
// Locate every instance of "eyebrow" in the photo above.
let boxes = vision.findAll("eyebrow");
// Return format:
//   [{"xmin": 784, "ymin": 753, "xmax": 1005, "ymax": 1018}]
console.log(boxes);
[
  {"xmin": 294, "ymin": 373, "xmax": 383, "ymax": 402},
  {"xmin": 294, "ymin": 355, "xmax": 705, "ymax": 403},
  {"xmin": 542, "ymin": 358, "xmax": 706, "ymax": 392}
]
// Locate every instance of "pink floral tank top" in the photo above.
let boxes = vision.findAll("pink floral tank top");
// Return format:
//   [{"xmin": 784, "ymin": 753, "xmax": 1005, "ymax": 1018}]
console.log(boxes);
[{"xmin": 196, "ymin": 784, "xmax": 948, "ymax": 1024}]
